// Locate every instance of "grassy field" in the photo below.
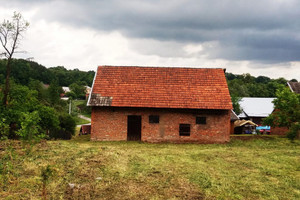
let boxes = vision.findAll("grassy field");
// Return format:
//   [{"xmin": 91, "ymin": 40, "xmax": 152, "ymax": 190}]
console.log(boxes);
[{"xmin": 0, "ymin": 136, "xmax": 299, "ymax": 200}]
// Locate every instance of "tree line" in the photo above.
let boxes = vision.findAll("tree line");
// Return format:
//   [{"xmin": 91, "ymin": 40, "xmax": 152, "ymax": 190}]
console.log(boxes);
[
  {"xmin": 226, "ymin": 72, "xmax": 297, "ymax": 98},
  {"xmin": 0, "ymin": 59, "xmax": 95, "ymax": 87}
]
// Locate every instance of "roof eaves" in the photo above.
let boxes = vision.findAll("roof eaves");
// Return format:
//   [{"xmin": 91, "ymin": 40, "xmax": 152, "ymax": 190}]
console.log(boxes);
[
  {"xmin": 287, "ymin": 81, "xmax": 294, "ymax": 93},
  {"xmin": 87, "ymin": 67, "xmax": 98, "ymax": 106}
]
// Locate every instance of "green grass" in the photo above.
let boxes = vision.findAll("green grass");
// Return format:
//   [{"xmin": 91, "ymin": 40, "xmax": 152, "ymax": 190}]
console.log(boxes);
[
  {"xmin": 73, "ymin": 99, "xmax": 86, "ymax": 106},
  {"xmin": 74, "ymin": 115, "xmax": 90, "ymax": 125},
  {"xmin": 0, "ymin": 137, "xmax": 299, "ymax": 199},
  {"xmin": 73, "ymin": 100, "xmax": 91, "ymax": 118}
]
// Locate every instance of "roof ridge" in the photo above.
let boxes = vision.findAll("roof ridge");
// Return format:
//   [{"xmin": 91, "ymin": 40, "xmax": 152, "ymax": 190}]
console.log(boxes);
[{"xmin": 97, "ymin": 65, "xmax": 226, "ymax": 70}]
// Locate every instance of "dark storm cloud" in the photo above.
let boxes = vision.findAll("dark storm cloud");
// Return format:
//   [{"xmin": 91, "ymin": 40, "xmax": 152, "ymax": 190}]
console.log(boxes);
[{"xmin": 4, "ymin": 0, "xmax": 300, "ymax": 63}]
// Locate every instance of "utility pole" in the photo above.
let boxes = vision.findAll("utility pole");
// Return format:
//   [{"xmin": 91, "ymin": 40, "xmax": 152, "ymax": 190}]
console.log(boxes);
[{"xmin": 69, "ymin": 99, "xmax": 71, "ymax": 115}]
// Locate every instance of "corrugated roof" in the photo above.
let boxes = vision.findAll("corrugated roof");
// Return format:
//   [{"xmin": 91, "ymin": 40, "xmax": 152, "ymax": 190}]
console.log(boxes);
[
  {"xmin": 238, "ymin": 97, "xmax": 275, "ymax": 118},
  {"xmin": 88, "ymin": 66, "xmax": 232, "ymax": 110}
]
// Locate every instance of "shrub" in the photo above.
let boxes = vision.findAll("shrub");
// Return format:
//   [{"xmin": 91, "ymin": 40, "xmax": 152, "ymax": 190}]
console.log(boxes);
[{"xmin": 49, "ymin": 113, "xmax": 76, "ymax": 140}]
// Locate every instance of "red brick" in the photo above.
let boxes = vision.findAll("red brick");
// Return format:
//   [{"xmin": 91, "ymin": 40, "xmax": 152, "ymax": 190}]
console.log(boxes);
[{"xmin": 91, "ymin": 107, "xmax": 231, "ymax": 143}]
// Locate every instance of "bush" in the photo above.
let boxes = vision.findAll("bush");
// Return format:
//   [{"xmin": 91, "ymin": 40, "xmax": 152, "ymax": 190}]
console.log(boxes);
[
  {"xmin": 49, "ymin": 113, "xmax": 76, "ymax": 140},
  {"xmin": 287, "ymin": 123, "xmax": 300, "ymax": 141}
]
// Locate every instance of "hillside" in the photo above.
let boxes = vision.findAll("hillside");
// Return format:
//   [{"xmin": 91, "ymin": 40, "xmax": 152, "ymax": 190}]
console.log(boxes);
[
  {"xmin": 0, "ymin": 59, "xmax": 95, "ymax": 87},
  {"xmin": 226, "ymin": 72, "xmax": 297, "ymax": 98}
]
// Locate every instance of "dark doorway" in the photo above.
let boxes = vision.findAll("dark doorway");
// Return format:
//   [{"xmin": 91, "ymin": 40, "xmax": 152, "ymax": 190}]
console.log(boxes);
[{"xmin": 127, "ymin": 115, "xmax": 142, "ymax": 141}]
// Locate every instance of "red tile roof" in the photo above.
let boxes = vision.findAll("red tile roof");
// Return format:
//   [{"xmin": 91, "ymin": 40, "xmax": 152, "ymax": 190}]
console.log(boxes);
[{"xmin": 88, "ymin": 66, "xmax": 232, "ymax": 110}]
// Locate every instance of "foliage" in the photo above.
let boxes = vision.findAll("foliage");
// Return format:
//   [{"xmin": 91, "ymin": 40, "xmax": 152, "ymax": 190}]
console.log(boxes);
[
  {"xmin": 47, "ymin": 80, "xmax": 63, "ymax": 105},
  {"xmin": 263, "ymin": 88, "xmax": 300, "ymax": 140},
  {"xmin": 0, "ymin": 81, "xmax": 75, "ymax": 140},
  {"xmin": 69, "ymin": 82, "xmax": 86, "ymax": 99},
  {"xmin": 0, "ymin": 59, "xmax": 95, "ymax": 87},
  {"xmin": 0, "ymin": 117, "xmax": 9, "ymax": 140},
  {"xmin": 287, "ymin": 122, "xmax": 300, "ymax": 141},
  {"xmin": 28, "ymin": 78, "xmax": 47, "ymax": 101},
  {"xmin": 76, "ymin": 100, "xmax": 91, "ymax": 116},
  {"xmin": 74, "ymin": 116, "xmax": 90, "ymax": 125},
  {"xmin": 49, "ymin": 66, "xmax": 94, "ymax": 87},
  {"xmin": 49, "ymin": 113, "xmax": 76, "ymax": 140},
  {"xmin": 41, "ymin": 165, "xmax": 54, "ymax": 200},
  {"xmin": 226, "ymin": 72, "xmax": 291, "ymax": 97},
  {"xmin": 231, "ymin": 95, "xmax": 242, "ymax": 115},
  {"xmin": 16, "ymin": 111, "xmax": 42, "ymax": 141},
  {"xmin": 37, "ymin": 105, "xmax": 59, "ymax": 133}
]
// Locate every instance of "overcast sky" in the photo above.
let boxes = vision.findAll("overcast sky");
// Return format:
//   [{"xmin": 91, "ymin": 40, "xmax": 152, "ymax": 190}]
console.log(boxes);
[{"xmin": 1, "ymin": 0, "xmax": 300, "ymax": 80}]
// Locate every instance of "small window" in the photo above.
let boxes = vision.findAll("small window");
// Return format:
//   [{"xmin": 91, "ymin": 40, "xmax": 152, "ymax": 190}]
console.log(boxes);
[
  {"xmin": 196, "ymin": 117, "xmax": 206, "ymax": 124},
  {"xmin": 149, "ymin": 115, "xmax": 159, "ymax": 123},
  {"xmin": 179, "ymin": 124, "xmax": 190, "ymax": 136}
]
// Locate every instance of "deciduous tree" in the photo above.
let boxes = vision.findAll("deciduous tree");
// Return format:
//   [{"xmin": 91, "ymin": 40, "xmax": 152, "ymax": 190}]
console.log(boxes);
[
  {"xmin": 263, "ymin": 88, "xmax": 300, "ymax": 140},
  {"xmin": 0, "ymin": 12, "xmax": 29, "ymax": 106}
]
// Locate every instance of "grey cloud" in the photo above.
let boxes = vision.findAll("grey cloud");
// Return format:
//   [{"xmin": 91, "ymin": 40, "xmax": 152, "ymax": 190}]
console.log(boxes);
[{"xmin": 4, "ymin": 0, "xmax": 300, "ymax": 63}]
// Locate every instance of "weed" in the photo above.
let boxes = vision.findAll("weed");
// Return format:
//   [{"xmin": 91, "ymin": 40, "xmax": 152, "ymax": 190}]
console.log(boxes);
[{"xmin": 41, "ymin": 164, "xmax": 54, "ymax": 200}]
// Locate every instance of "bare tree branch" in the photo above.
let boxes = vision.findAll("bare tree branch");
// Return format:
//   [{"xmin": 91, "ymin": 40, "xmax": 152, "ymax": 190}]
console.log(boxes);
[{"xmin": 0, "ymin": 12, "xmax": 29, "ymax": 106}]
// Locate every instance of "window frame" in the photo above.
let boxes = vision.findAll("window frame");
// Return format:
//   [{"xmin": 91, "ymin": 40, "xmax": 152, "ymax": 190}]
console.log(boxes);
[
  {"xmin": 196, "ymin": 116, "xmax": 207, "ymax": 125},
  {"xmin": 179, "ymin": 124, "xmax": 190, "ymax": 136},
  {"xmin": 149, "ymin": 115, "xmax": 159, "ymax": 124}
]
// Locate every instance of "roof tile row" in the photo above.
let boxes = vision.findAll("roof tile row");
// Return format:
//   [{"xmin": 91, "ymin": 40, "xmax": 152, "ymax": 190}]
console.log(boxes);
[{"xmin": 89, "ymin": 66, "xmax": 232, "ymax": 110}]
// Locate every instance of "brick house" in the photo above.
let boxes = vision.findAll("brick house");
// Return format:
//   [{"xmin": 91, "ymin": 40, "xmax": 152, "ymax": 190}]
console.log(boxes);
[{"xmin": 87, "ymin": 66, "xmax": 232, "ymax": 143}]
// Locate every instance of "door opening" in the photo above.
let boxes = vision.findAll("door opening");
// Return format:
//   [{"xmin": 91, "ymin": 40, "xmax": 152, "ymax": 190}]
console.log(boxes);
[{"xmin": 127, "ymin": 115, "xmax": 142, "ymax": 141}]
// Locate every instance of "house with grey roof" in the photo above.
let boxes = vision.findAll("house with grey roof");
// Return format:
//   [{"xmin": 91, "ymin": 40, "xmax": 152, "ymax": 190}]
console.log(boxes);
[{"xmin": 238, "ymin": 97, "xmax": 275, "ymax": 125}]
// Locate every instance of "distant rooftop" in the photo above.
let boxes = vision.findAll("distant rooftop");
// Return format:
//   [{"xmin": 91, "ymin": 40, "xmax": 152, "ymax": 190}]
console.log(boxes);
[
  {"xmin": 62, "ymin": 87, "xmax": 70, "ymax": 93},
  {"xmin": 288, "ymin": 81, "xmax": 300, "ymax": 94},
  {"xmin": 238, "ymin": 97, "xmax": 275, "ymax": 118}
]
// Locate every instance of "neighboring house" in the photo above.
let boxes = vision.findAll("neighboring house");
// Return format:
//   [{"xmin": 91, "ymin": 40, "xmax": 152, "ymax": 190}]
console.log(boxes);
[
  {"xmin": 238, "ymin": 97, "xmax": 275, "ymax": 125},
  {"xmin": 288, "ymin": 81, "xmax": 300, "ymax": 94},
  {"xmin": 60, "ymin": 86, "xmax": 70, "ymax": 99},
  {"xmin": 42, "ymin": 83, "xmax": 50, "ymax": 89},
  {"xmin": 87, "ymin": 66, "xmax": 232, "ymax": 143},
  {"xmin": 62, "ymin": 86, "xmax": 70, "ymax": 94}
]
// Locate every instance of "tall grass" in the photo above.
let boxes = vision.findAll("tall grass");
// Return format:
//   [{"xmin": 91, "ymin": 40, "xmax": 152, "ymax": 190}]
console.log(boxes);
[{"xmin": 0, "ymin": 137, "xmax": 299, "ymax": 199}]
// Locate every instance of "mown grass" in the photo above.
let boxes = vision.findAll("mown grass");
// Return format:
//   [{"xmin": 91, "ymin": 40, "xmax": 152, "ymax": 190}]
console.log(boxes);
[{"xmin": 0, "ymin": 136, "xmax": 299, "ymax": 200}]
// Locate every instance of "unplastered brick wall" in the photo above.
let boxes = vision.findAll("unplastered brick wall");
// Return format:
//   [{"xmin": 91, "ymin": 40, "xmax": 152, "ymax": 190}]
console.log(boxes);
[
  {"xmin": 91, "ymin": 107, "xmax": 231, "ymax": 143},
  {"xmin": 271, "ymin": 126, "xmax": 288, "ymax": 135}
]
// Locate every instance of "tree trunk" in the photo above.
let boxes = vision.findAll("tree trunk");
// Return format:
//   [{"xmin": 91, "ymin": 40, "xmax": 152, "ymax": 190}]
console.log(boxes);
[{"xmin": 2, "ymin": 58, "xmax": 12, "ymax": 106}]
